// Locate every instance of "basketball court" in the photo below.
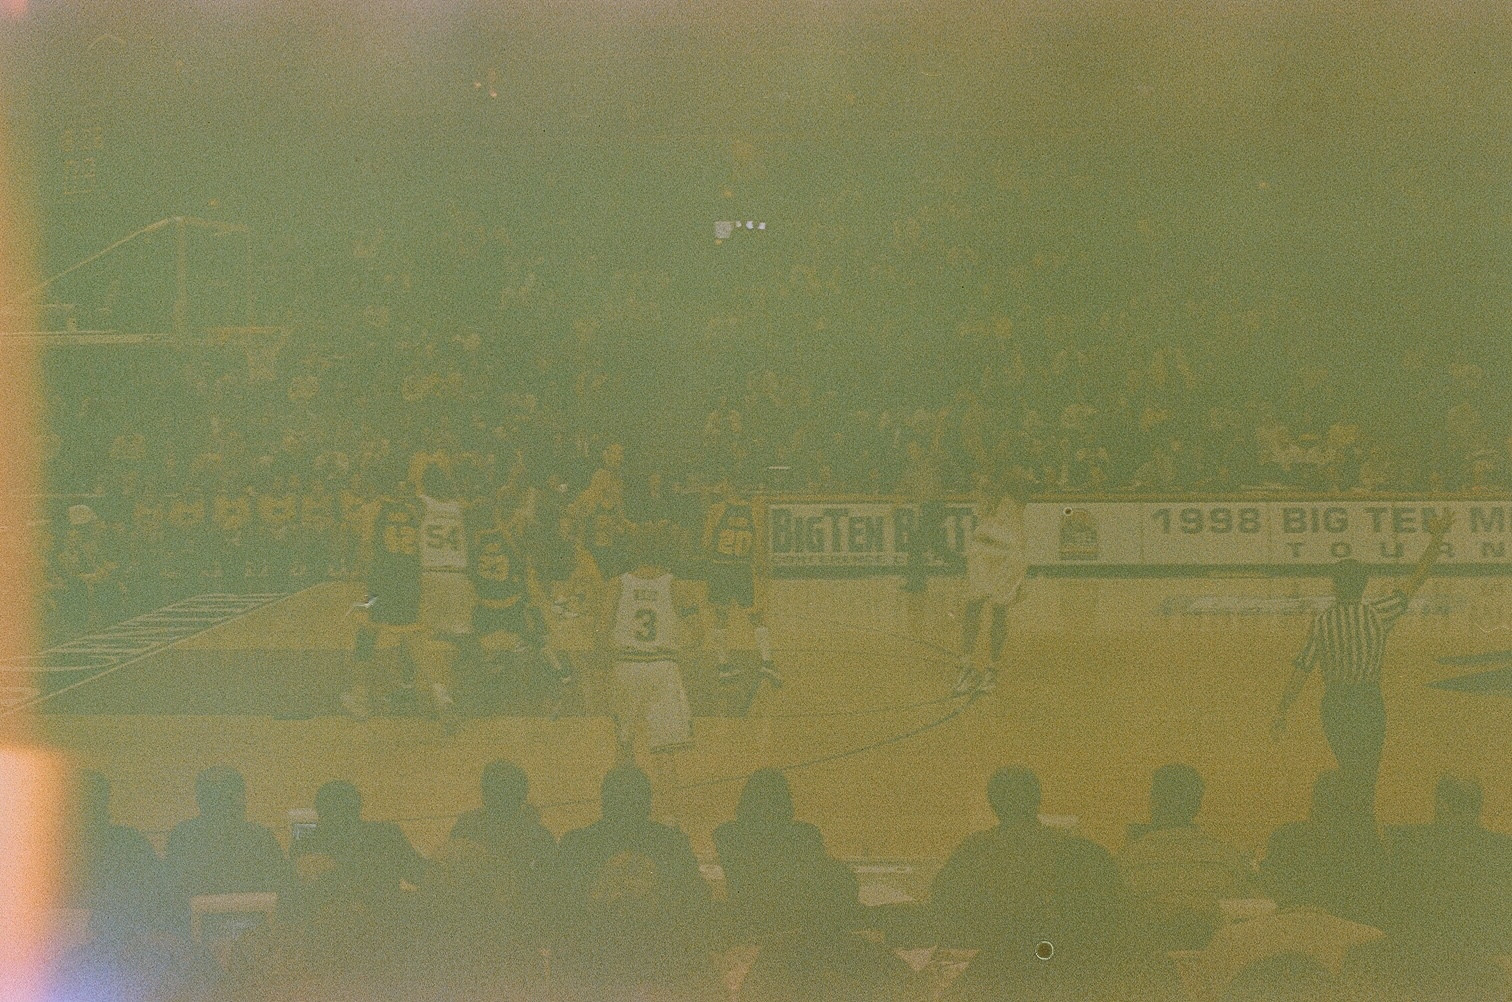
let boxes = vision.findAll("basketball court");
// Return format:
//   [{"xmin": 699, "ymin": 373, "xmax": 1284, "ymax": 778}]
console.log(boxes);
[{"xmin": 16, "ymin": 571, "xmax": 1510, "ymax": 882}]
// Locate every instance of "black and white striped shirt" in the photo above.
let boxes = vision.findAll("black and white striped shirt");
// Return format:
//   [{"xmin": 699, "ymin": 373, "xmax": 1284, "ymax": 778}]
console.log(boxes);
[{"xmin": 1292, "ymin": 590, "xmax": 1409, "ymax": 688}]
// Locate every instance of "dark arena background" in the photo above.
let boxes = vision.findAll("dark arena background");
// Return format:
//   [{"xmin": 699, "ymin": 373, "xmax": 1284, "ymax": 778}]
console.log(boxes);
[{"xmin": 0, "ymin": 0, "xmax": 1509, "ymax": 999}]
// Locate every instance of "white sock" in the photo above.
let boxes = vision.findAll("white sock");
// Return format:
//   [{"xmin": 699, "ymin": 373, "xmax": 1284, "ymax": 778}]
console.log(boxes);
[
  {"xmin": 713, "ymin": 627, "xmax": 729, "ymax": 664},
  {"xmin": 754, "ymin": 625, "xmax": 772, "ymax": 663}
]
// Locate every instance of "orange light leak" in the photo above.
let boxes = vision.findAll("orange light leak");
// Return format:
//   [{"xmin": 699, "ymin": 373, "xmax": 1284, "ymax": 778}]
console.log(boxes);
[
  {"xmin": 0, "ymin": 751, "xmax": 68, "ymax": 1002},
  {"xmin": 0, "ymin": 31, "xmax": 61, "ymax": 1002},
  {"xmin": 1, "ymin": 1, "xmax": 26, "ymax": 20}
]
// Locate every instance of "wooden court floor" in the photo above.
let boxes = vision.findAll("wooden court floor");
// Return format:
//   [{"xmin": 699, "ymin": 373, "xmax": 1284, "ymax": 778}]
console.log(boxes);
[{"xmin": 30, "ymin": 573, "xmax": 1512, "ymax": 869}]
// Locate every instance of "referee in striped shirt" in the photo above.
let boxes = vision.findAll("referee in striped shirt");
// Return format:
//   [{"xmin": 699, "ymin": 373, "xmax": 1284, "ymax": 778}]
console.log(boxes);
[{"xmin": 1271, "ymin": 513, "xmax": 1454, "ymax": 799}]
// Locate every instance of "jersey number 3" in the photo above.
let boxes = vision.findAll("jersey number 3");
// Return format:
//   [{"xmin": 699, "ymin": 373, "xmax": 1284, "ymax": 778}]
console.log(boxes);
[{"xmin": 633, "ymin": 608, "xmax": 658, "ymax": 643}]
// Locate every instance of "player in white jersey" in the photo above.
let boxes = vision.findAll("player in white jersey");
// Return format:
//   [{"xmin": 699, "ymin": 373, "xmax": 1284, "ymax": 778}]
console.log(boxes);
[
  {"xmin": 600, "ymin": 529, "xmax": 702, "ymax": 773},
  {"xmin": 954, "ymin": 472, "xmax": 1032, "ymax": 696},
  {"xmin": 419, "ymin": 465, "xmax": 474, "ymax": 631},
  {"xmin": 416, "ymin": 465, "xmax": 474, "ymax": 727}
]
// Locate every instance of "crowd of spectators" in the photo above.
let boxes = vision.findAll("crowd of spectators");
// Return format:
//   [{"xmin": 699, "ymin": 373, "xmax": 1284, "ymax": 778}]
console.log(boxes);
[
  {"xmin": 23, "ymin": 113, "xmax": 1512, "ymax": 646},
  {"xmin": 29, "ymin": 292, "xmax": 1512, "ymax": 646},
  {"xmin": 56, "ymin": 759, "xmax": 1510, "ymax": 1001}
]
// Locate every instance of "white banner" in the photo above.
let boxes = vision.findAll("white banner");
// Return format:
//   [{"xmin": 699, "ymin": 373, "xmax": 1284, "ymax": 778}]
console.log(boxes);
[
  {"xmin": 765, "ymin": 500, "xmax": 1512, "ymax": 572},
  {"xmin": 1031, "ymin": 501, "xmax": 1512, "ymax": 567},
  {"xmin": 766, "ymin": 502, "xmax": 975, "ymax": 569}
]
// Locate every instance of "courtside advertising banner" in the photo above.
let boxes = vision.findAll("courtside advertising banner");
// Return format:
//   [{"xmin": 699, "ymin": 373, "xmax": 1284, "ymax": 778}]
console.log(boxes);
[
  {"xmin": 766, "ymin": 500, "xmax": 1512, "ymax": 573},
  {"xmin": 1032, "ymin": 501, "xmax": 1512, "ymax": 568},
  {"xmin": 767, "ymin": 502, "xmax": 975, "ymax": 569}
]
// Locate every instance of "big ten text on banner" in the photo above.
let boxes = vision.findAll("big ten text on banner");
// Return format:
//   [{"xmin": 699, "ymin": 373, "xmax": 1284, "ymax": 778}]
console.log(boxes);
[{"xmin": 766, "ymin": 501, "xmax": 976, "ymax": 571}]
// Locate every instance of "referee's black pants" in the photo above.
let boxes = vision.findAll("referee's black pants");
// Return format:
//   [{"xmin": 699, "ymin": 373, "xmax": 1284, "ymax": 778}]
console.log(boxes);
[{"xmin": 1321, "ymin": 683, "xmax": 1385, "ymax": 805}]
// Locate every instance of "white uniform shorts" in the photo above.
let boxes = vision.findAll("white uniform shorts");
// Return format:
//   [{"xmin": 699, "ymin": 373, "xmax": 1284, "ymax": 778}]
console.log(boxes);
[
  {"xmin": 966, "ymin": 555, "xmax": 1027, "ymax": 606},
  {"xmin": 614, "ymin": 659, "xmax": 692, "ymax": 752},
  {"xmin": 421, "ymin": 570, "xmax": 475, "ymax": 636}
]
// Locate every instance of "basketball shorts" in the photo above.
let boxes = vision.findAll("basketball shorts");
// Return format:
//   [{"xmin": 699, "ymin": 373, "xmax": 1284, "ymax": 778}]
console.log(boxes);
[
  {"xmin": 473, "ymin": 601, "xmax": 546, "ymax": 648},
  {"xmin": 966, "ymin": 556, "xmax": 1026, "ymax": 606},
  {"xmin": 614, "ymin": 659, "xmax": 692, "ymax": 752},
  {"xmin": 368, "ymin": 579, "xmax": 421, "ymax": 627},
  {"xmin": 421, "ymin": 570, "xmax": 475, "ymax": 636},
  {"xmin": 707, "ymin": 562, "xmax": 756, "ymax": 608}
]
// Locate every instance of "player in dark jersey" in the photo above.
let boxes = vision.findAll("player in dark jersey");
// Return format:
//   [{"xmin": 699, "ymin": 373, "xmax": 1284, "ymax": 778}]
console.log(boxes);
[
  {"xmin": 461, "ymin": 497, "xmax": 573, "ymax": 704},
  {"xmin": 701, "ymin": 480, "xmax": 778, "ymax": 687},
  {"xmin": 341, "ymin": 474, "xmax": 432, "ymax": 723}
]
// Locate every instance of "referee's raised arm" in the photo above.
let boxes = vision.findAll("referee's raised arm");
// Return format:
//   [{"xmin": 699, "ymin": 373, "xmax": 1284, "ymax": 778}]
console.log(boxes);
[{"xmin": 1269, "ymin": 513, "xmax": 1454, "ymax": 745}]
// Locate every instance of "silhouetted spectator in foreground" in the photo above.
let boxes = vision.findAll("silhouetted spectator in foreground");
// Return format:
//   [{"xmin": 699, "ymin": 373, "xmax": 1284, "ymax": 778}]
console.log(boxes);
[
  {"xmin": 279, "ymin": 780, "xmax": 422, "ymax": 990},
  {"xmin": 1337, "ymin": 774, "xmax": 1512, "ymax": 1000},
  {"xmin": 549, "ymin": 764, "xmax": 716, "ymax": 1001},
  {"xmin": 450, "ymin": 759, "xmax": 557, "ymax": 885},
  {"xmin": 931, "ymin": 767, "xmax": 1126, "ymax": 1000},
  {"xmin": 714, "ymin": 768, "xmax": 858, "ymax": 938},
  {"xmin": 1259, "ymin": 770, "xmax": 1388, "ymax": 928},
  {"xmin": 295, "ymin": 780, "xmax": 425, "ymax": 912},
  {"xmin": 1118, "ymin": 764, "xmax": 1259, "ymax": 949},
  {"xmin": 51, "ymin": 779, "xmax": 213, "ymax": 1001},
  {"xmin": 716, "ymin": 769, "xmax": 905, "ymax": 1002},
  {"xmin": 439, "ymin": 759, "xmax": 558, "ymax": 956},
  {"xmin": 163, "ymin": 766, "xmax": 290, "ymax": 930},
  {"xmin": 63, "ymin": 769, "xmax": 161, "ymax": 933},
  {"xmin": 1340, "ymin": 938, "xmax": 1511, "ymax": 1002},
  {"xmin": 1384, "ymin": 774, "xmax": 1511, "ymax": 956}
]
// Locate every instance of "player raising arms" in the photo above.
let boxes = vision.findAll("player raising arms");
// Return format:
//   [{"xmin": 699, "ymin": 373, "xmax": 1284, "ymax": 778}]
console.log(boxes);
[
  {"xmin": 341, "ymin": 469, "xmax": 429, "ymax": 722},
  {"xmin": 463, "ymin": 491, "xmax": 574, "ymax": 703},
  {"xmin": 701, "ymin": 479, "xmax": 778, "ymax": 687},
  {"xmin": 954, "ymin": 471, "xmax": 1032, "ymax": 696},
  {"xmin": 600, "ymin": 530, "xmax": 703, "ymax": 788}
]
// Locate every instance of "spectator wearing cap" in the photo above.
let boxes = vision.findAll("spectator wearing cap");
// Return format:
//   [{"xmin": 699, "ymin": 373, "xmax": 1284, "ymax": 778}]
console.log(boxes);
[
  {"xmin": 162, "ymin": 766, "xmax": 291, "ymax": 930},
  {"xmin": 1118, "ymin": 764, "xmax": 1259, "ymax": 950},
  {"xmin": 56, "ymin": 505, "xmax": 122, "ymax": 630}
]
